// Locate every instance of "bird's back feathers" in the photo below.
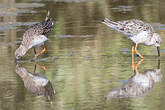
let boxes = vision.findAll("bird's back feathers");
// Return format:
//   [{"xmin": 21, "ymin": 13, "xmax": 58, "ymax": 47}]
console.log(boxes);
[
  {"xmin": 102, "ymin": 18, "xmax": 154, "ymax": 37},
  {"xmin": 21, "ymin": 11, "xmax": 53, "ymax": 48}
]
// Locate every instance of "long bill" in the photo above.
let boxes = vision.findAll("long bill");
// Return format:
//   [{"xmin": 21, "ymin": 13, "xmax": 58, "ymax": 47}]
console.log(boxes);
[{"xmin": 157, "ymin": 46, "xmax": 160, "ymax": 57}]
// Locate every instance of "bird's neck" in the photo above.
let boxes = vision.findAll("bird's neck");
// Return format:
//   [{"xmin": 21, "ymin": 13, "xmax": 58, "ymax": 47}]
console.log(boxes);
[
  {"xmin": 145, "ymin": 37, "xmax": 155, "ymax": 46},
  {"xmin": 18, "ymin": 45, "xmax": 28, "ymax": 56},
  {"xmin": 16, "ymin": 65, "xmax": 29, "ymax": 79}
]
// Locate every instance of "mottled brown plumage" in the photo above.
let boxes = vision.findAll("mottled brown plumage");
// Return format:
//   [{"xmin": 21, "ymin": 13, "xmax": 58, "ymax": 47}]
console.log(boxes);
[
  {"xmin": 102, "ymin": 18, "xmax": 161, "ymax": 58},
  {"xmin": 105, "ymin": 60, "xmax": 161, "ymax": 99},
  {"xmin": 15, "ymin": 11, "xmax": 54, "ymax": 59},
  {"xmin": 16, "ymin": 64, "xmax": 55, "ymax": 96}
]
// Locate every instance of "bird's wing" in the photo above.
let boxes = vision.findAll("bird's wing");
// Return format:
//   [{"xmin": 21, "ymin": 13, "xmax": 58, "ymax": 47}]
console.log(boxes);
[
  {"xmin": 102, "ymin": 18, "xmax": 154, "ymax": 37},
  {"xmin": 117, "ymin": 19, "xmax": 154, "ymax": 36},
  {"xmin": 21, "ymin": 23, "xmax": 45, "ymax": 47},
  {"xmin": 21, "ymin": 20, "xmax": 53, "ymax": 48}
]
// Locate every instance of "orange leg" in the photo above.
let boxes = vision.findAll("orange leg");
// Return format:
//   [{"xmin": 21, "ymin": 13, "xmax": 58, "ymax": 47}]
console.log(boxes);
[
  {"xmin": 132, "ymin": 46, "xmax": 135, "ymax": 71},
  {"xmin": 35, "ymin": 47, "xmax": 46, "ymax": 58},
  {"xmin": 135, "ymin": 44, "xmax": 144, "ymax": 59},
  {"xmin": 34, "ymin": 63, "xmax": 47, "ymax": 73},
  {"xmin": 39, "ymin": 65, "xmax": 47, "ymax": 71},
  {"xmin": 135, "ymin": 59, "xmax": 144, "ymax": 73}
]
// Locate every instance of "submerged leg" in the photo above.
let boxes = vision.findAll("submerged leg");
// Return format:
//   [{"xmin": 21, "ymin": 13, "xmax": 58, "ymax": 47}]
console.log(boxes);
[
  {"xmin": 135, "ymin": 59, "xmax": 144, "ymax": 73},
  {"xmin": 34, "ymin": 47, "xmax": 38, "ymax": 59},
  {"xmin": 39, "ymin": 64, "xmax": 47, "ymax": 71},
  {"xmin": 33, "ymin": 47, "xmax": 36, "ymax": 54},
  {"xmin": 34, "ymin": 63, "xmax": 37, "ymax": 73},
  {"xmin": 33, "ymin": 63, "xmax": 47, "ymax": 73},
  {"xmin": 157, "ymin": 46, "xmax": 160, "ymax": 57},
  {"xmin": 132, "ymin": 46, "xmax": 135, "ymax": 71},
  {"xmin": 135, "ymin": 44, "xmax": 144, "ymax": 59}
]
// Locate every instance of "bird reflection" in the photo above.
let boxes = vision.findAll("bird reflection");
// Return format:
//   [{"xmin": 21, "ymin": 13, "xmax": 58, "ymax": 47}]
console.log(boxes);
[
  {"xmin": 105, "ymin": 59, "xmax": 162, "ymax": 99},
  {"xmin": 16, "ymin": 64, "xmax": 55, "ymax": 97}
]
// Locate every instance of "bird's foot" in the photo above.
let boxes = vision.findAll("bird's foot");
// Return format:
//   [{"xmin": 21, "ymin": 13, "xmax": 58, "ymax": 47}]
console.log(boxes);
[
  {"xmin": 40, "ymin": 65, "xmax": 47, "ymax": 71},
  {"xmin": 34, "ymin": 47, "xmax": 46, "ymax": 58}
]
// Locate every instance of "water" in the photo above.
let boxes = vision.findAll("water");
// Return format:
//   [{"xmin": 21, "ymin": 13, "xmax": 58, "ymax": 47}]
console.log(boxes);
[{"xmin": 1, "ymin": 0, "xmax": 165, "ymax": 110}]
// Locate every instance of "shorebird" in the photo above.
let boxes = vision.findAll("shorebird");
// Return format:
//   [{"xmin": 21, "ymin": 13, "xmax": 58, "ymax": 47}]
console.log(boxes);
[
  {"xmin": 16, "ymin": 64, "xmax": 55, "ymax": 96},
  {"xmin": 15, "ymin": 11, "xmax": 54, "ymax": 59},
  {"xmin": 102, "ymin": 18, "xmax": 161, "ymax": 59},
  {"xmin": 105, "ymin": 59, "xmax": 161, "ymax": 99}
]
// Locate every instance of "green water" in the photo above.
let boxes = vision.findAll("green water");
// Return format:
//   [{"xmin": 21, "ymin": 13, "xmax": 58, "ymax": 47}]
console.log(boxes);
[{"xmin": 0, "ymin": 0, "xmax": 165, "ymax": 110}]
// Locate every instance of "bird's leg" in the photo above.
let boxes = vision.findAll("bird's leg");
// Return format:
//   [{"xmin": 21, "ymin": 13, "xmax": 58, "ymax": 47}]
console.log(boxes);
[
  {"xmin": 132, "ymin": 46, "xmax": 135, "ymax": 71},
  {"xmin": 39, "ymin": 47, "xmax": 46, "ymax": 55},
  {"xmin": 33, "ymin": 63, "xmax": 47, "ymax": 72},
  {"xmin": 35, "ymin": 46, "xmax": 46, "ymax": 57},
  {"xmin": 135, "ymin": 59, "xmax": 144, "ymax": 73},
  {"xmin": 38, "ymin": 64, "xmax": 47, "ymax": 71},
  {"xmin": 33, "ymin": 47, "xmax": 36, "ymax": 54},
  {"xmin": 34, "ymin": 63, "xmax": 37, "ymax": 73},
  {"xmin": 157, "ymin": 46, "xmax": 160, "ymax": 57},
  {"xmin": 135, "ymin": 44, "xmax": 144, "ymax": 59},
  {"xmin": 33, "ymin": 48, "xmax": 37, "ymax": 58}
]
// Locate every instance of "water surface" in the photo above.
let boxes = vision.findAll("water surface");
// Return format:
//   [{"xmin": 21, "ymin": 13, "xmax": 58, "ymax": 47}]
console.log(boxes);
[{"xmin": 1, "ymin": 0, "xmax": 165, "ymax": 110}]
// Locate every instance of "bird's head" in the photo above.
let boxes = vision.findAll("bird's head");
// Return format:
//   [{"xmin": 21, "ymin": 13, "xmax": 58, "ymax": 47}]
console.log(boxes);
[
  {"xmin": 15, "ymin": 45, "xmax": 27, "ymax": 59},
  {"xmin": 153, "ymin": 33, "xmax": 161, "ymax": 47},
  {"xmin": 153, "ymin": 33, "xmax": 161, "ymax": 57}
]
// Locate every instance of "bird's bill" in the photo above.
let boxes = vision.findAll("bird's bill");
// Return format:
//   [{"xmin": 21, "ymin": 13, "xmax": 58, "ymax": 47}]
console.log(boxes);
[{"xmin": 157, "ymin": 46, "xmax": 160, "ymax": 57}]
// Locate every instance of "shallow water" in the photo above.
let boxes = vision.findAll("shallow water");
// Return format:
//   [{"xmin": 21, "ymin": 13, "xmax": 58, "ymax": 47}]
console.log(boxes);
[{"xmin": 1, "ymin": 0, "xmax": 165, "ymax": 110}]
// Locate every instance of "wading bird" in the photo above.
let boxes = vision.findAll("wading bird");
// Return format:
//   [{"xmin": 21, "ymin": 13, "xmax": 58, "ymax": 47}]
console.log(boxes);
[
  {"xmin": 15, "ymin": 11, "xmax": 54, "ymax": 59},
  {"xmin": 102, "ymin": 18, "xmax": 161, "ymax": 59}
]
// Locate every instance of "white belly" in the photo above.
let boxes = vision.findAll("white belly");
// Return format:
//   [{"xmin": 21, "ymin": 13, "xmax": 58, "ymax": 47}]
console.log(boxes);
[
  {"xmin": 29, "ymin": 35, "xmax": 48, "ymax": 49},
  {"xmin": 130, "ymin": 31, "xmax": 148, "ymax": 44}
]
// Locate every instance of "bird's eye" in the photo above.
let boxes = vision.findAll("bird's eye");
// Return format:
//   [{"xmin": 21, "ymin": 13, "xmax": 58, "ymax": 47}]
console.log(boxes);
[{"xmin": 156, "ymin": 41, "xmax": 159, "ymax": 43}]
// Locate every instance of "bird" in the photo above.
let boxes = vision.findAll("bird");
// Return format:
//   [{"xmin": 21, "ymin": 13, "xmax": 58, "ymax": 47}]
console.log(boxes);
[
  {"xmin": 102, "ymin": 18, "xmax": 161, "ymax": 59},
  {"xmin": 16, "ymin": 64, "xmax": 55, "ymax": 96},
  {"xmin": 105, "ymin": 59, "xmax": 161, "ymax": 99},
  {"xmin": 15, "ymin": 11, "xmax": 54, "ymax": 59}
]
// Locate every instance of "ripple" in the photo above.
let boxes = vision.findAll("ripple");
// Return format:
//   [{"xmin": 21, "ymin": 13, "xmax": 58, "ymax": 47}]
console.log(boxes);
[
  {"xmin": 153, "ymin": 49, "xmax": 165, "ymax": 53},
  {"xmin": 0, "ymin": 3, "xmax": 44, "ymax": 17},
  {"xmin": 0, "ymin": 22, "xmax": 37, "ymax": 31},
  {"xmin": 53, "ymin": 0, "xmax": 100, "ymax": 3},
  {"xmin": 15, "ymin": 3, "xmax": 45, "ymax": 8},
  {"xmin": 54, "ymin": 34, "xmax": 93, "ymax": 38},
  {"xmin": 112, "ymin": 5, "xmax": 135, "ymax": 12}
]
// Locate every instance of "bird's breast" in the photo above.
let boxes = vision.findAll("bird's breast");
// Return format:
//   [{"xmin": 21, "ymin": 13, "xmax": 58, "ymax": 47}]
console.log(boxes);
[
  {"xmin": 28, "ymin": 35, "xmax": 48, "ymax": 49},
  {"xmin": 130, "ymin": 31, "xmax": 149, "ymax": 44}
]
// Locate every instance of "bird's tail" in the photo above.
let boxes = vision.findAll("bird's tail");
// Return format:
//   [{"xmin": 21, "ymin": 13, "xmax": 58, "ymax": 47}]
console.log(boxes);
[
  {"xmin": 42, "ymin": 10, "xmax": 54, "ymax": 36},
  {"xmin": 45, "ymin": 10, "xmax": 50, "ymax": 21},
  {"xmin": 102, "ymin": 18, "xmax": 118, "ymax": 28},
  {"xmin": 44, "ymin": 10, "xmax": 54, "ymax": 27}
]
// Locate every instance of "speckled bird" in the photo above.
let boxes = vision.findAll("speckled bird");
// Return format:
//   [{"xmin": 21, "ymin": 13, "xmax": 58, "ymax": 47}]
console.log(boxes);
[
  {"xmin": 16, "ymin": 64, "xmax": 55, "ymax": 96},
  {"xmin": 105, "ymin": 59, "xmax": 161, "ymax": 99},
  {"xmin": 15, "ymin": 11, "xmax": 54, "ymax": 59},
  {"xmin": 102, "ymin": 18, "xmax": 161, "ymax": 58}
]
